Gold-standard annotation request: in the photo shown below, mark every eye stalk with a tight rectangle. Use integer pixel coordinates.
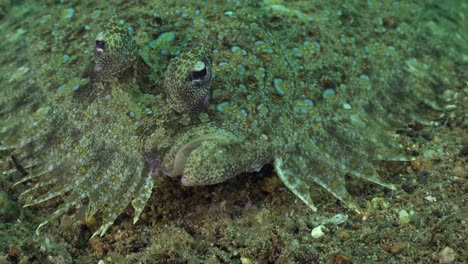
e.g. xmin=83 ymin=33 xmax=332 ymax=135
xmin=91 ymin=19 xmax=138 ymax=82
xmin=164 ymin=50 xmax=212 ymax=114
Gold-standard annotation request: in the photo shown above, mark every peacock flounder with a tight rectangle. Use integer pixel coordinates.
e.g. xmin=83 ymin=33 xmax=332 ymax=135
xmin=0 ymin=1 xmax=451 ymax=237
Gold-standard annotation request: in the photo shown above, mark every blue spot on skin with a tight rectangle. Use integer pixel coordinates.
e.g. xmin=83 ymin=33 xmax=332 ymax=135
xmin=64 ymin=8 xmax=74 ymax=19
xmin=216 ymin=101 xmax=230 ymax=112
xmin=254 ymin=40 xmax=265 ymax=46
xmin=237 ymin=64 xmax=246 ymax=75
xmin=159 ymin=32 xmax=176 ymax=42
xmin=314 ymin=42 xmax=321 ymax=52
xmin=63 ymin=54 xmax=70 ymax=63
xmin=240 ymin=109 xmax=247 ymax=117
xmin=322 ymin=88 xmax=335 ymax=99
xmin=91 ymin=10 xmax=101 ymax=19
xmin=292 ymin=47 xmax=303 ymax=58
xmin=149 ymin=32 xmax=176 ymax=49
xmin=274 ymin=78 xmax=285 ymax=96
xmin=231 ymin=46 xmax=241 ymax=53
xmin=304 ymin=99 xmax=314 ymax=107
xmin=230 ymin=46 xmax=247 ymax=55
xmin=145 ymin=108 xmax=153 ymax=115
xmin=56 ymin=84 xmax=67 ymax=92
xmin=256 ymin=104 xmax=263 ymax=111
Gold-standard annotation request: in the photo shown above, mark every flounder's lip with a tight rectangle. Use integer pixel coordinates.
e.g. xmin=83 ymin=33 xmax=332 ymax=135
xmin=166 ymin=132 xmax=240 ymax=184
xmin=180 ymin=176 xmax=191 ymax=186
xmin=170 ymin=134 xmax=228 ymax=178
xmin=170 ymin=138 xmax=206 ymax=178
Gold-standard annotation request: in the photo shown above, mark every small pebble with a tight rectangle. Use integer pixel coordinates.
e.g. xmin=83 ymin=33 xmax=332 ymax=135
xmin=441 ymin=89 xmax=458 ymax=102
xmin=437 ymin=246 xmax=456 ymax=263
xmin=398 ymin=209 xmax=411 ymax=224
xmin=389 ymin=242 xmax=407 ymax=254
xmin=240 ymin=257 xmax=252 ymax=264
xmin=311 ymin=225 xmax=326 ymax=238
xmin=337 ymin=231 xmax=350 ymax=241
xmin=424 ymin=196 xmax=437 ymax=202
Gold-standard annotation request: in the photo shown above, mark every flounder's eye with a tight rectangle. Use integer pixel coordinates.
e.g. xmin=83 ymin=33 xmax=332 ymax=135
xmin=189 ymin=61 xmax=209 ymax=84
xmin=164 ymin=51 xmax=212 ymax=114
xmin=95 ymin=40 xmax=106 ymax=55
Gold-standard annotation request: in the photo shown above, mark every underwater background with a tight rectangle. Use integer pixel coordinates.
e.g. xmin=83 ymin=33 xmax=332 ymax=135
xmin=0 ymin=0 xmax=466 ymax=263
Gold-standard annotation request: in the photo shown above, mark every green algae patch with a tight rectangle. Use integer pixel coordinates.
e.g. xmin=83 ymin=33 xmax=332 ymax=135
xmin=149 ymin=31 xmax=176 ymax=48
xmin=62 ymin=7 xmax=75 ymax=19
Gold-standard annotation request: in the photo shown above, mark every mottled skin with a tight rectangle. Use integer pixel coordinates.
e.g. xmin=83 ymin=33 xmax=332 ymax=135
xmin=0 ymin=1 xmax=451 ymax=237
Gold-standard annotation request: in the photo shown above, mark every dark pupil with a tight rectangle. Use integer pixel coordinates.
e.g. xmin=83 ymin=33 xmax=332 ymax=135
xmin=95 ymin=40 xmax=106 ymax=49
xmin=191 ymin=67 xmax=207 ymax=81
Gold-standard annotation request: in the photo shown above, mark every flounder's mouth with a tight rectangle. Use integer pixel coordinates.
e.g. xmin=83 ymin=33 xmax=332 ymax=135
xmin=163 ymin=129 xmax=241 ymax=186
xmin=170 ymin=134 xmax=229 ymax=186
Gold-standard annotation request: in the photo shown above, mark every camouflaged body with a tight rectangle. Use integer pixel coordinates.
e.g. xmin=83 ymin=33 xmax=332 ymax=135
xmin=0 ymin=1 xmax=459 ymax=237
